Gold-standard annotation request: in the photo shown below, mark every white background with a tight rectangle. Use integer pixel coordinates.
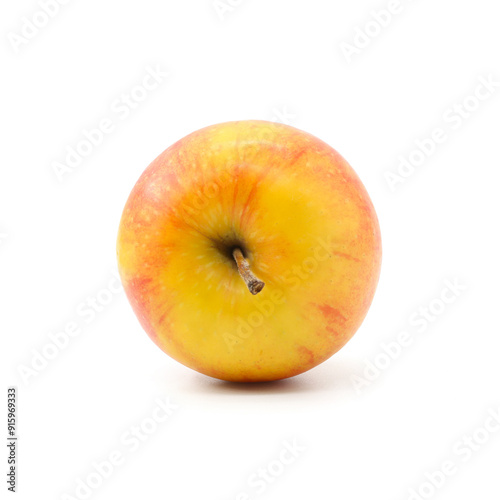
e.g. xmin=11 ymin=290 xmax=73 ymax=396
xmin=2 ymin=0 xmax=500 ymax=499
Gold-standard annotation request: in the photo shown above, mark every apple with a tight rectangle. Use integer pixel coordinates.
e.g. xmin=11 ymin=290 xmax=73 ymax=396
xmin=117 ymin=120 xmax=381 ymax=382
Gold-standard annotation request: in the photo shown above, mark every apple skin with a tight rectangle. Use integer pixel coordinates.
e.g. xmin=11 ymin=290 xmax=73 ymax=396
xmin=117 ymin=120 xmax=381 ymax=382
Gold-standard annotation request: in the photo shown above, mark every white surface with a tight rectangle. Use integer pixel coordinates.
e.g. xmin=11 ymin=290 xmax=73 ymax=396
xmin=1 ymin=0 xmax=500 ymax=499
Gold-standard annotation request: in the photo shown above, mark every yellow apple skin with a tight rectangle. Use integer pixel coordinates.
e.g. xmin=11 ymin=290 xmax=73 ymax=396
xmin=117 ymin=120 xmax=381 ymax=382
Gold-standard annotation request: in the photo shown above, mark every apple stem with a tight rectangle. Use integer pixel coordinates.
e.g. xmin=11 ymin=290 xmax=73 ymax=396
xmin=232 ymin=248 xmax=265 ymax=295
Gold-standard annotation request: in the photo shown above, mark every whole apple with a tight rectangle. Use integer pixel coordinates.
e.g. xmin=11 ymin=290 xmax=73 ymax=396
xmin=117 ymin=120 xmax=381 ymax=382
